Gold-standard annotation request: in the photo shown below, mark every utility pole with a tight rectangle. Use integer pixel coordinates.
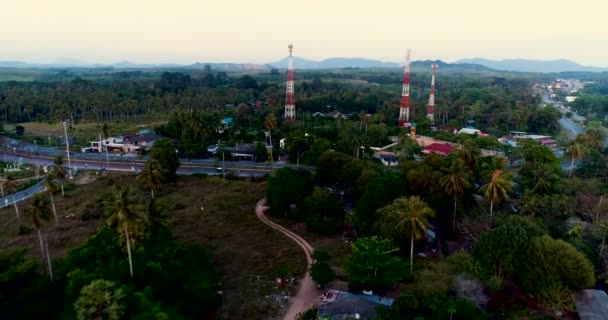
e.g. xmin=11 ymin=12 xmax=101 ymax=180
xmin=34 ymin=140 xmax=39 ymax=180
xmin=284 ymin=44 xmax=296 ymax=122
xmin=62 ymin=121 xmax=72 ymax=178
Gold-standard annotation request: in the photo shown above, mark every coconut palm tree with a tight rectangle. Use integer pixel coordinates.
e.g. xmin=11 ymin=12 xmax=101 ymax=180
xmin=440 ymin=159 xmax=471 ymax=229
xmin=566 ymin=141 xmax=587 ymax=178
xmin=106 ymin=186 xmax=143 ymax=278
xmin=53 ymin=156 xmax=67 ymax=196
xmin=137 ymin=159 xmax=165 ymax=199
xmin=480 ymin=169 xmax=513 ymax=216
xmin=456 ymin=140 xmax=480 ymax=171
xmin=480 ymin=156 xmax=507 ymax=180
xmin=44 ymin=177 xmax=59 ymax=225
xmin=27 ymin=194 xmax=53 ymax=280
xmin=532 ymin=163 xmax=558 ymax=195
xmin=4 ymin=175 xmax=20 ymax=224
xmin=376 ymin=196 xmax=435 ymax=272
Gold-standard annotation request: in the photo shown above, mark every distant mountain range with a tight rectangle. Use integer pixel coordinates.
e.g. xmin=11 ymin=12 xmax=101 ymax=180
xmin=1 ymin=57 xmax=605 ymax=73
xmin=267 ymin=57 xmax=401 ymax=69
xmin=454 ymin=58 xmax=608 ymax=73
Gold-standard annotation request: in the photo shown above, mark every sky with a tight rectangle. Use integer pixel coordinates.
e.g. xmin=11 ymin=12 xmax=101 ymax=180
xmin=1 ymin=0 xmax=607 ymax=66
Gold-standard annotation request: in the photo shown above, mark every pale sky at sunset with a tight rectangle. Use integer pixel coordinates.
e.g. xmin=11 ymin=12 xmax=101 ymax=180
xmin=1 ymin=0 xmax=606 ymax=66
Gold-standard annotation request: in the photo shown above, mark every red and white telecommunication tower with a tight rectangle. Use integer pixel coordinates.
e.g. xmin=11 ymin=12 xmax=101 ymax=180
xmin=427 ymin=64 xmax=438 ymax=124
xmin=284 ymin=44 xmax=296 ymax=121
xmin=398 ymin=49 xmax=412 ymax=127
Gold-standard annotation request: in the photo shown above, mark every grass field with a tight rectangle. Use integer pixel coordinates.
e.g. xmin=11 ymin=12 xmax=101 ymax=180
xmin=0 ymin=173 xmax=308 ymax=320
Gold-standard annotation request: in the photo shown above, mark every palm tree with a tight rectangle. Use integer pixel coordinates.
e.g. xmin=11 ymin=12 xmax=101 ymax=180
xmin=579 ymin=128 xmax=605 ymax=152
xmin=566 ymin=141 xmax=587 ymax=178
xmin=480 ymin=169 xmax=513 ymax=216
xmin=27 ymin=194 xmax=53 ymax=280
xmin=4 ymin=175 xmax=20 ymax=224
xmin=376 ymin=196 xmax=435 ymax=272
xmin=44 ymin=177 xmax=59 ymax=225
xmin=106 ymin=186 xmax=143 ymax=278
xmin=53 ymin=156 xmax=67 ymax=196
xmin=480 ymin=156 xmax=507 ymax=180
xmin=532 ymin=164 xmax=558 ymax=195
xmin=439 ymin=159 xmax=471 ymax=229
xmin=456 ymin=140 xmax=480 ymax=171
xmin=265 ymin=112 xmax=277 ymax=164
xmin=137 ymin=159 xmax=164 ymax=199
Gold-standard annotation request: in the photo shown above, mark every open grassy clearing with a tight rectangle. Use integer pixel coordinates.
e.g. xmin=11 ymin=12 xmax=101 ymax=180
xmin=161 ymin=176 xmax=306 ymax=320
xmin=0 ymin=172 xmax=308 ymax=320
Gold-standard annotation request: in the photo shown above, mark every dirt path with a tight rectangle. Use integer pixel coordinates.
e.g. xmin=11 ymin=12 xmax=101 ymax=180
xmin=255 ymin=198 xmax=321 ymax=320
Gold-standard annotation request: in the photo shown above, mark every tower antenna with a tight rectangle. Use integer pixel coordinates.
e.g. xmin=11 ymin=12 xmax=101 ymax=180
xmin=427 ymin=64 xmax=438 ymax=124
xmin=398 ymin=49 xmax=412 ymax=127
xmin=284 ymin=44 xmax=296 ymax=121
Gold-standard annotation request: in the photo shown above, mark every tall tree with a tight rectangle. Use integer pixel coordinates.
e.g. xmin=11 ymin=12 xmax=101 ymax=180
xmin=27 ymin=194 xmax=53 ymax=280
xmin=566 ymin=141 xmax=587 ymax=178
xmin=480 ymin=169 xmax=513 ymax=216
xmin=376 ymin=196 xmax=435 ymax=272
xmin=44 ymin=177 xmax=59 ymax=225
xmin=53 ymin=156 xmax=67 ymax=196
xmin=4 ymin=175 xmax=20 ymax=224
xmin=439 ymin=159 xmax=471 ymax=229
xmin=74 ymin=279 xmax=125 ymax=320
xmin=265 ymin=112 xmax=277 ymax=164
xmin=150 ymin=139 xmax=179 ymax=182
xmin=456 ymin=140 xmax=480 ymax=171
xmin=343 ymin=236 xmax=403 ymax=290
xmin=102 ymin=123 xmax=110 ymax=139
xmin=137 ymin=159 xmax=165 ymax=199
xmin=106 ymin=186 xmax=143 ymax=278
xmin=532 ymin=163 xmax=559 ymax=195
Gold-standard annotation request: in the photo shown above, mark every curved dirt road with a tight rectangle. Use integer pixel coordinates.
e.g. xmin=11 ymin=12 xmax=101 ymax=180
xmin=255 ymin=198 xmax=321 ymax=320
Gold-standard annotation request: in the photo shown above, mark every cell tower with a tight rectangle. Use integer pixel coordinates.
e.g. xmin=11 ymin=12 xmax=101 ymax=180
xmin=426 ymin=64 xmax=438 ymax=124
xmin=398 ymin=49 xmax=412 ymax=127
xmin=284 ymin=44 xmax=296 ymax=121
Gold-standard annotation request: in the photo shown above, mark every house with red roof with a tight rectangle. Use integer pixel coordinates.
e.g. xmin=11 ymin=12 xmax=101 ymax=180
xmin=423 ymin=143 xmax=454 ymax=156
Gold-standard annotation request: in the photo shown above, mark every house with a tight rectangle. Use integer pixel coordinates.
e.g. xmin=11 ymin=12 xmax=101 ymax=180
xmin=122 ymin=132 xmax=161 ymax=150
xmin=423 ymin=143 xmax=454 ymax=156
xmin=318 ymin=290 xmax=394 ymax=320
xmin=231 ymin=143 xmax=257 ymax=160
xmin=458 ymin=127 xmax=489 ymax=137
xmin=88 ymin=132 xmax=160 ymax=154
xmin=373 ymin=151 xmax=399 ymax=166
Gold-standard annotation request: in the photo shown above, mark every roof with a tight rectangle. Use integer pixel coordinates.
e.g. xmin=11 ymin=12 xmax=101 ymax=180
xmin=319 ymin=290 xmax=393 ymax=320
xmin=232 ymin=143 xmax=257 ymax=155
xmin=576 ymin=290 xmax=608 ymax=320
xmin=122 ymin=132 xmax=161 ymax=143
xmin=423 ymin=143 xmax=454 ymax=156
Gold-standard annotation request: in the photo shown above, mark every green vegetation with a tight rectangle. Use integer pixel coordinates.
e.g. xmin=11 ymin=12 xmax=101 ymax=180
xmin=3 ymin=68 xmax=608 ymax=319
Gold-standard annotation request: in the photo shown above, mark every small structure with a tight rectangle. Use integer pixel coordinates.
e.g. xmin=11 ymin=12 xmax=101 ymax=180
xmin=576 ymin=289 xmax=608 ymax=320
xmin=458 ymin=127 xmax=489 ymax=137
xmin=423 ymin=143 xmax=454 ymax=156
xmin=373 ymin=151 xmax=399 ymax=167
xmin=231 ymin=143 xmax=256 ymax=160
xmin=319 ymin=290 xmax=394 ymax=320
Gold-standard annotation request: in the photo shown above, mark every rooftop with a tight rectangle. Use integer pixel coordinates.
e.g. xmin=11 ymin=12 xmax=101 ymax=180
xmin=423 ymin=143 xmax=454 ymax=156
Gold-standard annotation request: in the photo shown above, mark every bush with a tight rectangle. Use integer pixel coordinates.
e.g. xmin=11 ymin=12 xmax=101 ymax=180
xmin=518 ymin=235 xmax=595 ymax=293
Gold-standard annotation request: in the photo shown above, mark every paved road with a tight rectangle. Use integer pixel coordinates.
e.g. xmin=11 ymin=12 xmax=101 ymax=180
xmin=255 ymin=198 xmax=320 ymax=320
xmin=0 ymin=180 xmax=45 ymax=209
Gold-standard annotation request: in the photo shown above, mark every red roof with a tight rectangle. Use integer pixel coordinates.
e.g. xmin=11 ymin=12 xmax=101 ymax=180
xmin=423 ymin=143 xmax=454 ymax=156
